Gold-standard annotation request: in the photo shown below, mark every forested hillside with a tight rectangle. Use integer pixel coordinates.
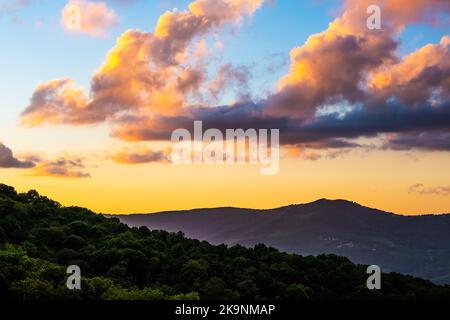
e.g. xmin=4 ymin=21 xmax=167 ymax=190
xmin=115 ymin=201 xmax=450 ymax=284
xmin=1 ymin=183 xmax=449 ymax=300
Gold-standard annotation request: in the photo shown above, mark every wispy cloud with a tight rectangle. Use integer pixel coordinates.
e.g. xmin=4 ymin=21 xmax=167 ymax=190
xmin=408 ymin=184 xmax=450 ymax=196
xmin=31 ymin=157 xmax=91 ymax=178
xmin=0 ymin=0 xmax=37 ymax=23
xmin=110 ymin=147 xmax=170 ymax=164
xmin=0 ymin=142 xmax=92 ymax=178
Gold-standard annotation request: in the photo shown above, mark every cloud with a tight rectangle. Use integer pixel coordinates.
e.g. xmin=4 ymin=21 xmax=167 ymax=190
xmin=299 ymin=139 xmax=363 ymax=150
xmin=284 ymin=99 xmax=450 ymax=145
xmin=108 ymin=102 xmax=284 ymax=141
xmin=21 ymin=79 xmax=90 ymax=126
xmin=408 ymin=184 xmax=450 ymax=196
xmin=302 ymin=151 xmax=322 ymax=161
xmin=0 ymin=142 xmax=91 ymax=177
xmin=267 ymin=29 xmax=396 ymax=118
xmin=23 ymin=0 xmax=264 ymax=126
xmin=0 ymin=0 xmax=37 ymax=22
xmin=61 ymin=0 xmax=118 ymax=37
xmin=284 ymin=144 xmax=352 ymax=161
xmin=368 ymin=36 xmax=450 ymax=106
xmin=208 ymin=63 xmax=252 ymax=101
xmin=31 ymin=157 xmax=91 ymax=178
xmin=383 ymin=131 xmax=450 ymax=151
xmin=325 ymin=149 xmax=352 ymax=159
xmin=110 ymin=147 xmax=170 ymax=164
xmin=20 ymin=0 xmax=450 ymax=154
xmin=107 ymin=98 xmax=450 ymax=147
xmin=266 ymin=0 xmax=450 ymax=118
xmin=0 ymin=143 xmax=35 ymax=168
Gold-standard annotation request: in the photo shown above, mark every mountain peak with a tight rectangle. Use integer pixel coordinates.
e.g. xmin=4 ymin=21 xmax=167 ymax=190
xmin=303 ymin=198 xmax=362 ymax=208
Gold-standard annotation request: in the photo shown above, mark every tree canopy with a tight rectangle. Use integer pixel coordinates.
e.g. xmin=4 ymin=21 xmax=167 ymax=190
xmin=1 ymin=183 xmax=449 ymax=300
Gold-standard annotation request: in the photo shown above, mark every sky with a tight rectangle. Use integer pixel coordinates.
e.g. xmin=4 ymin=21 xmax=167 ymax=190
xmin=0 ymin=0 xmax=449 ymax=215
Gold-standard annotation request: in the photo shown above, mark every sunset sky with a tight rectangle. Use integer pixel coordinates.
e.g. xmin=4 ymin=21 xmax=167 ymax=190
xmin=0 ymin=0 xmax=449 ymax=215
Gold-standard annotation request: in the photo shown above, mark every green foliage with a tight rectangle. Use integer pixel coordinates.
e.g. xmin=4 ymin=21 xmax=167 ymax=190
xmin=1 ymin=183 xmax=450 ymax=300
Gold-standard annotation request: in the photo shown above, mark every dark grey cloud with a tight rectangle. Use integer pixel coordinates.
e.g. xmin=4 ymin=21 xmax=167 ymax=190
xmin=0 ymin=143 xmax=35 ymax=168
xmin=384 ymin=131 xmax=450 ymax=151
xmin=111 ymin=99 xmax=450 ymax=151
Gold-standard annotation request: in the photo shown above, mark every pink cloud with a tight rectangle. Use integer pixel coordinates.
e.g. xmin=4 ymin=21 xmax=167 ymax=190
xmin=61 ymin=0 xmax=118 ymax=37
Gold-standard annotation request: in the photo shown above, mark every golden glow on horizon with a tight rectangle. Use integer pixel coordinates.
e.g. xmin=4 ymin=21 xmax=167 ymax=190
xmin=2 ymin=146 xmax=449 ymax=215
xmin=1 ymin=0 xmax=449 ymax=218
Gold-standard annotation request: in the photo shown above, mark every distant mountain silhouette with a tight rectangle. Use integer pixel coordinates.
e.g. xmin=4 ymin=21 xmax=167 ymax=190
xmin=112 ymin=199 xmax=450 ymax=284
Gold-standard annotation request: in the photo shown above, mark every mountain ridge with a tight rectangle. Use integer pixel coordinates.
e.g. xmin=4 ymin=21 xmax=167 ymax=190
xmin=112 ymin=199 xmax=449 ymax=217
xmin=111 ymin=199 xmax=450 ymax=284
